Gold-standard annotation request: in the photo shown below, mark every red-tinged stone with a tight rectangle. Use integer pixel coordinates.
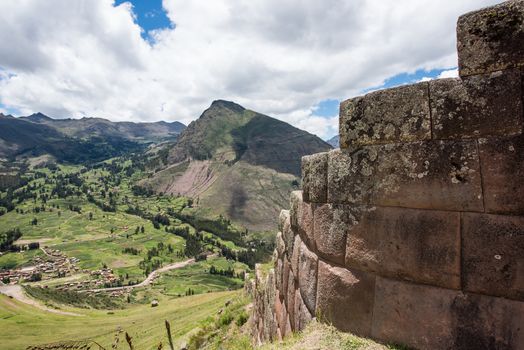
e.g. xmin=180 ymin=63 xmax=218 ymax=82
xmin=462 ymin=212 xmax=524 ymax=301
xmin=274 ymin=293 xmax=285 ymax=331
xmin=282 ymin=258 xmax=290 ymax=300
xmin=294 ymin=290 xmax=313 ymax=331
xmin=450 ymin=292 xmax=524 ymax=350
xmin=339 ymin=82 xmax=431 ymax=147
xmin=429 ymin=69 xmax=522 ymax=139
xmin=298 ymin=241 xmax=318 ymax=314
xmin=275 ymin=257 xmax=283 ymax=294
xmin=327 ymin=140 xmax=483 ymax=211
xmin=479 ymin=135 xmax=524 ymax=215
xmin=345 ymin=206 xmax=461 ymax=289
xmin=302 ymin=152 xmax=329 ymax=203
xmin=371 ymin=277 xmax=457 ymax=349
xmin=316 ymin=261 xmax=375 ymax=337
xmin=286 ymin=271 xmax=296 ymax=331
xmin=313 ymin=203 xmax=364 ymax=265
xmin=457 ymin=1 xmax=524 ymax=77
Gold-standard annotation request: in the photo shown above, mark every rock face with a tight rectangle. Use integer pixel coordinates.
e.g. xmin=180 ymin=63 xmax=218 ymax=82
xmin=251 ymin=2 xmax=524 ymax=349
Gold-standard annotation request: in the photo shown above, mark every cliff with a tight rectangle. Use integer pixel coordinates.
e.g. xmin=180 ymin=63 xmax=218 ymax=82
xmin=251 ymin=1 xmax=524 ymax=349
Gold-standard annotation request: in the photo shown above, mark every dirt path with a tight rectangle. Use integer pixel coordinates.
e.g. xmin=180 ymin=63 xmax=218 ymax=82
xmin=0 ymin=284 xmax=81 ymax=316
xmin=88 ymin=257 xmax=197 ymax=293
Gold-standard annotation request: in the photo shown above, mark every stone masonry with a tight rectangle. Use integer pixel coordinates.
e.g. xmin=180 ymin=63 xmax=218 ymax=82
xmin=251 ymin=1 xmax=524 ymax=349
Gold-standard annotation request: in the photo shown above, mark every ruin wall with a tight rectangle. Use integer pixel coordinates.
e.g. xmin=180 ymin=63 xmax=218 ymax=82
xmin=251 ymin=1 xmax=524 ymax=349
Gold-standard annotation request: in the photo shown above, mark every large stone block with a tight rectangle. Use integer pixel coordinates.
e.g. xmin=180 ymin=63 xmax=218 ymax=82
xmin=339 ymin=83 xmax=431 ymax=147
xmin=371 ymin=277 xmax=458 ymax=349
xmin=327 ymin=140 xmax=483 ymax=211
xmin=479 ymin=134 xmax=524 ymax=215
xmin=290 ymin=234 xmax=301 ymax=278
xmin=275 ymin=257 xmax=283 ymax=294
xmin=302 ymin=152 xmax=328 ymax=203
xmin=280 ymin=210 xmax=295 ymax=258
xmin=429 ymin=69 xmax=523 ymax=139
xmin=298 ymin=241 xmax=318 ymax=314
xmin=294 ymin=290 xmax=313 ymax=332
xmin=313 ymin=204 xmax=363 ymax=265
xmin=289 ymin=190 xmax=314 ymax=247
xmin=282 ymin=258 xmax=290 ymax=300
xmin=457 ymin=1 xmax=524 ymax=77
xmin=276 ymin=231 xmax=285 ymax=259
xmin=450 ymin=292 xmax=524 ymax=350
xmin=278 ymin=209 xmax=289 ymax=232
xmin=316 ymin=261 xmax=375 ymax=337
xmin=462 ymin=213 xmax=524 ymax=301
xmin=345 ymin=206 xmax=461 ymax=289
xmin=286 ymin=271 xmax=296 ymax=330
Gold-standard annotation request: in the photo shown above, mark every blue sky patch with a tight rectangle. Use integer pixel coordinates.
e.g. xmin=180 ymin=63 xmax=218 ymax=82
xmin=114 ymin=0 xmax=173 ymax=40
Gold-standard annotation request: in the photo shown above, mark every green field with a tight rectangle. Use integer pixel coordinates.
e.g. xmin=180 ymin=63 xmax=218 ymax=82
xmin=0 ymin=290 xmax=239 ymax=350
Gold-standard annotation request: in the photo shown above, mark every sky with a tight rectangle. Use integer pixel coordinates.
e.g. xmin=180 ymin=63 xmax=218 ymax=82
xmin=0 ymin=0 xmax=500 ymax=140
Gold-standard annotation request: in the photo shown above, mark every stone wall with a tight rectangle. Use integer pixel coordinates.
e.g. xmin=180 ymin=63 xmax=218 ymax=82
xmin=252 ymin=1 xmax=524 ymax=349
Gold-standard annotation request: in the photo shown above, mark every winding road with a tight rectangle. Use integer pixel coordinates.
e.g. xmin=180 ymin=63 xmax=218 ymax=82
xmin=87 ymin=257 xmax=196 ymax=292
xmin=0 ymin=256 xmax=201 ymax=314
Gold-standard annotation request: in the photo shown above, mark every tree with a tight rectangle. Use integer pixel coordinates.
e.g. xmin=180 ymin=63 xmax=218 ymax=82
xmin=88 ymin=212 xmax=93 ymax=220
xmin=184 ymin=234 xmax=203 ymax=258
xmin=31 ymin=218 xmax=38 ymax=226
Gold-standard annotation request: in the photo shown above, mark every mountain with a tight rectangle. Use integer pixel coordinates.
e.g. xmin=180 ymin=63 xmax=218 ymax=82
xmin=0 ymin=113 xmax=186 ymax=164
xmin=326 ymin=135 xmax=339 ymax=148
xmin=21 ymin=113 xmax=185 ymax=142
xmin=142 ymin=100 xmax=332 ymax=231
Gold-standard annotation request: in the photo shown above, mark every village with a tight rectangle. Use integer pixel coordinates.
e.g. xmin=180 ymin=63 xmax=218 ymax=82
xmin=0 ymin=246 xmax=123 ymax=295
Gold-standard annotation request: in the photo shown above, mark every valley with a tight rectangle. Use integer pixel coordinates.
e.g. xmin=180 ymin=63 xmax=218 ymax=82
xmin=0 ymin=100 xmax=328 ymax=349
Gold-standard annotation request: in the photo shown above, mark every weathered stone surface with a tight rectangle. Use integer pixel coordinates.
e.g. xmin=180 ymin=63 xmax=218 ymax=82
xmin=450 ymin=292 xmax=524 ymax=350
xmin=275 ymin=257 xmax=283 ymax=294
xmin=327 ymin=140 xmax=483 ymax=211
xmin=430 ymin=69 xmax=523 ymax=139
xmin=294 ymin=290 xmax=313 ymax=332
xmin=274 ymin=293 xmax=285 ymax=332
xmin=479 ymin=135 xmax=524 ymax=214
xmin=286 ymin=271 xmax=296 ymax=330
xmin=372 ymin=277 xmax=457 ymax=349
xmin=302 ymin=152 xmax=328 ymax=203
xmin=282 ymin=258 xmax=290 ymax=300
xmin=289 ymin=190 xmax=314 ymax=247
xmin=281 ymin=210 xmax=295 ymax=258
xmin=279 ymin=209 xmax=290 ymax=232
xmin=457 ymin=1 xmax=524 ymax=76
xmin=340 ymin=83 xmax=431 ymax=147
xmin=345 ymin=206 xmax=461 ymax=289
xmin=462 ymin=213 xmax=524 ymax=301
xmin=276 ymin=231 xmax=285 ymax=259
xmin=313 ymin=203 xmax=364 ymax=265
xmin=290 ymin=234 xmax=301 ymax=278
xmin=316 ymin=261 xmax=375 ymax=337
xmin=298 ymin=241 xmax=318 ymax=314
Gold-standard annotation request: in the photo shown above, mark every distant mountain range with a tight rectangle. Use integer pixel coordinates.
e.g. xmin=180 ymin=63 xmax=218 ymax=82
xmin=20 ymin=113 xmax=185 ymax=141
xmin=142 ymin=100 xmax=332 ymax=231
xmin=0 ymin=113 xmax=185 ymax=163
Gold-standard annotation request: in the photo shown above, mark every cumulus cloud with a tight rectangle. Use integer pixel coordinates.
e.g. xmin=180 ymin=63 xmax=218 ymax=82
xmin=0 ymin=0 xmax=500 ymax=138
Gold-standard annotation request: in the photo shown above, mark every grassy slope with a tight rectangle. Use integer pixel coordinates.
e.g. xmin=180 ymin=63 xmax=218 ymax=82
xmin=0 ymin=290 xmax=237 ymax=350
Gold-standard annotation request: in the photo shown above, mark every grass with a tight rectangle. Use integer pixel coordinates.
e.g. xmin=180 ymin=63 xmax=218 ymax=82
xmin=0 ymin=290 xmax=239 ymax=350
xmin=148 ymin=256 xmax=247 ymax=298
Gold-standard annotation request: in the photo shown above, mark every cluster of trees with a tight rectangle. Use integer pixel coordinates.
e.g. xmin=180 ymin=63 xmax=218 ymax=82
xmin=0 ymin=228 xmax=22 ymax=251
xmin=122 ymin=247 xmax=140 ymax=255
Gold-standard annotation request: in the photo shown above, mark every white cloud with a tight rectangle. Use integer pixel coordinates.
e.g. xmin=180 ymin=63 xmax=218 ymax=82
xmin=0 ymin=0 xmax=500 ymax=139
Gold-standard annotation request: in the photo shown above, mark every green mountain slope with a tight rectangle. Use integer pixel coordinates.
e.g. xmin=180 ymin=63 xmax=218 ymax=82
xmin=144 ymin=100 xmax=332 ymax=231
